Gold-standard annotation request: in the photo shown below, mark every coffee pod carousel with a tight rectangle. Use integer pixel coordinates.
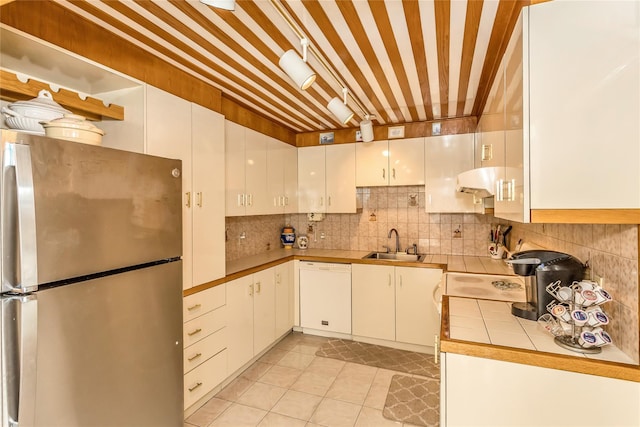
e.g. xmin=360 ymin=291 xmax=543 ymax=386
xmin=538 ymin=280 xmax=613 ymax=354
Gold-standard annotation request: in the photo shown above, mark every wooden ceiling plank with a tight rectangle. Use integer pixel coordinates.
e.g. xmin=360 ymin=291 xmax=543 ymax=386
xmin=291 ymin=0 xmax=392 ymax=125
xmin=402 ymin=0 xmax=434 ymax=121
xmin=456 ymin=0 xmax=484 ymax=117
xmin=228 ymin=0 xmax=345 ymax=129
xmin=131 ymin=0 xmax=322 ymax=130
xmin=335 ymin=1 xmax=406 ymax=123
xmin=367 ymin=0 xmax=420 ymax=123
xmin=71 ymin=0 xmax=307 ymax=131
xmin=471 ymin=0 xmax=525 ymax=117
xmin=434 ymin=0 xmax=450 ymax=120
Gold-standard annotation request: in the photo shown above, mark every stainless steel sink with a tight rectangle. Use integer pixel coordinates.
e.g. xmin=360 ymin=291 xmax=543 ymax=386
xmin=362 ymin=251 xmax=426 ymax=262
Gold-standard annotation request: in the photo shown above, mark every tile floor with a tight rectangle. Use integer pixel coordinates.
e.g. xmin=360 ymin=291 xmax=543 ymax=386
xmin=184 ymin=332 xmax=427 ymax=427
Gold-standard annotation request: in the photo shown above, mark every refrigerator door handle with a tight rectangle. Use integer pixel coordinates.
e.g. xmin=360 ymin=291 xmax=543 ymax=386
xmin=2 ymin=143 xmax=38 ymax=294
xmin=2 ymin=295 xmax=38 ymax=427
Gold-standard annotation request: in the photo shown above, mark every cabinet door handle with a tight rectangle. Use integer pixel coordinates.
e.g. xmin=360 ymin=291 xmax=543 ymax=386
xmin=238 ymin=194 xmax=244 ymax=207
xmin=188 ymin=382 xmax=203 ymax=392
xmin=392 ymin=168 xmax=396 ymax=179
xmin=249 ymin=284 xmax=254 ymax=296
xmin=320 ymin=197 xmax=324 ymax=206
xmin=185 ymin=192 xmax=191 ymax=208
xmin=197 ymin=192 xmax=203 ymax=207
xmin=187 ymin=303 xmax=201 ymax=311
xmin=382 ymin=168 xmax=385 ymax=179
xmin=388 ymin=274 xmax=391 ymax=287
xmin=187 ymin=328 xmax=202 ymax=336
xmin=247 ymin=194 xmax=253 ymax=206
xmin=188 ymin=352 xmax=202 ymax=362
xmin=328 ymin=196 xmax=331 ymax=206
xmin=276 ymin=273 xmax=281 ymax=284
xmin=399 ymin=275 xmax=403 ymax=287
xmin=255 ymin=281 xmax=261 ymax=293
xmin=284 ymin=196 xmax=289 ymax=206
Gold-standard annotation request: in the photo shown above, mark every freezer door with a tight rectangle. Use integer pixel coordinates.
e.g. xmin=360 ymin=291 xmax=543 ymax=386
xmin=2 ymin=260 xmax=184 ymax=427
xmin=1 ymin=130 xmax=182 ymax=286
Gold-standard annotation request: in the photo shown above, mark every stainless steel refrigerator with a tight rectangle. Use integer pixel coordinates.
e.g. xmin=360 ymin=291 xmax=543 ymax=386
xmin=0 ymin=130 xmax=184 ymax=426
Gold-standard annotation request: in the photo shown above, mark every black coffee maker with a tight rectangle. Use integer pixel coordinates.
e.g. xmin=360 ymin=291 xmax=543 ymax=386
xmin=507 ymin=250 xmax=585 ymax=321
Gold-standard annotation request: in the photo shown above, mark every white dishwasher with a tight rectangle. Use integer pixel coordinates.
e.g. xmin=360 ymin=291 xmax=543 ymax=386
xmin=299 ymin=262 xmax=352 ymax=334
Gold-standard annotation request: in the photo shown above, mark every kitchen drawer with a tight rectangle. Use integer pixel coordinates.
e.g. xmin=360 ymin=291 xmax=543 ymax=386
xmin=184 ymin=327 xmax=226 ymax=373
xmin=183 ymin=284 xmax=225 ymax=323
xmin=183 ymin=305 xmax=225 ymax=347
xmin=184 ymin=348 xmax=227 ymax=409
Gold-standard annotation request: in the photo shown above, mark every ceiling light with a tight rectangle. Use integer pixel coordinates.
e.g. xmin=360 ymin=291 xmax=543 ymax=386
xmin=360 ymin=115 xmax=374 ymax=142
xmin=328 ymin=88 xmax=354 ymax=124
xmin=200 ymin=0 xmax=235 ymax=10
xmin=279 ymin=38 xmax=316 ymax=90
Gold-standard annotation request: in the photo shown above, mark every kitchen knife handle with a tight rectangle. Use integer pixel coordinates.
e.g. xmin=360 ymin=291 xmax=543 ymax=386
xmin=2 ymin=143 xmax=38 ymax=293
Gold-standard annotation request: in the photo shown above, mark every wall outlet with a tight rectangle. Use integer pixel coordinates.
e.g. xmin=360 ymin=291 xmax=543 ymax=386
xmin=387 ymin=126 xmax=405 ymax=139
xmin=307 ymin=212 xmax=324 ymax=221
xmin=432 ymin=122 xmax=441 ymax=135
xmin=453 ymin=225 xmax=462 ymax=238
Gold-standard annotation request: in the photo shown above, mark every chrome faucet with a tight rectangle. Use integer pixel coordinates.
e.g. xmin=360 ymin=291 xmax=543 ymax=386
xmin=388 ymin=228 xmax=400 ymax=253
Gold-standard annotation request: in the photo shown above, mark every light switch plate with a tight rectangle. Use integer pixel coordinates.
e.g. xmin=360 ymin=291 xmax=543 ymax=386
xmin=387 ymin=126 xmax=405 ymax=139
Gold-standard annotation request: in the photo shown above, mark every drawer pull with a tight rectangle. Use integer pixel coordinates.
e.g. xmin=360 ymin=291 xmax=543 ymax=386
xmin=188 ymin=352 xmax=202 ymax=362
xmin=187 ymin=303 xmax=202 ymax=311
xmin=187 ymin=328 xmax=202 ymax=336
xmin=188 ymin=382 xmax=203 ymax=392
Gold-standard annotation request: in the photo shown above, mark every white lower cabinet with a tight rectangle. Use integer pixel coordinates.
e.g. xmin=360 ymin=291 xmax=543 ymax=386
xmin=226 ymin=263 xmax=294 ymax=376
xmin=275 ymin=261 xmax=294 ymax=337
xmin=441 ymin=352 xmax=640 ymax=427
xmin=352 ymin=264 xmax=442 ymax=347
xmin=182 ymin=285 xmax=227 ymax=410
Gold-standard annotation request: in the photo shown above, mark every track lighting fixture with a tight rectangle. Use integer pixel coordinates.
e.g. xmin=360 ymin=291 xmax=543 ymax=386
xmin=327 ymin=88 xmax=355 ymax=125
xmin=200 ymin=0 xmax=235 ymax=10
xmin=359 ymin=115 xmax=374 ymax=142
xmin=279 ymin=38 xmax=316 ymax=90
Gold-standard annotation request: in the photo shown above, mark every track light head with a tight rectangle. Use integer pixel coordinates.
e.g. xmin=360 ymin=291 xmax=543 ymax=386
xmin=279 ymin=49 xmax=317 ymax=90
xmin=359 ymin=116 xmax=374 ymax=142
xmin=327 ymin=96 xmax=354 ymax=125
xmin=200 ymin=0 xmax=235 ymax=10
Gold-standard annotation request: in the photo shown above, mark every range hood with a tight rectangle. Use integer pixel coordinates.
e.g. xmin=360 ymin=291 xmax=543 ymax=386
xmin=456 ymin=167 xmax=500 ymax=198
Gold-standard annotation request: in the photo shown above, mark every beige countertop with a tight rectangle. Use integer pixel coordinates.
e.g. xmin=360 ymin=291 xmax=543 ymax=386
xmin=225 ymin=248 xmax=515 ymax=277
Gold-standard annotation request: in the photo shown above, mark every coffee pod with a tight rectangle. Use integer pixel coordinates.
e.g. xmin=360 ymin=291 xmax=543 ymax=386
xmin=593 ymin=330 xmax=612 ymax=347
xmin=571 ymin=309 xmax=589 ymax=326
xmin=579 ymin=331 xmax=597 ymax=348
xmin=585 ymin=305 xmax=603 ymax=315
xmin=593 ymin=288 xmax=612 ymax=305
xmin=550 ymin=304 xmax=572 ymax=322
xmin=587 ymin=310 xmax=609 ymax=327
xmin=576 ymin=280 xmax=597 ymax=291
xmin=556 ymin=286 xmax=573 ymax=303
xmin=579 ymin=289 xmax=598 ymax=307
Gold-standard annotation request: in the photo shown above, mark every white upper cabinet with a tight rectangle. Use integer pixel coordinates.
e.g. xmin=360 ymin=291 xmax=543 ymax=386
xmin=244 ymin=129 xmax=269 ymax=215
xmin=225 ymin=121 xmax=294 ymax=216
xmin=356 ymin=138 xmax=425 ymax=187
xmin=266 ymin=137 xmax=298 ymax=214
xmin=298 ymin=146 xmax=326 ymax=213
xmin=298 ymin=145 xmax=356 ymax=213
xmin=225 ymin=121 xmax=246 ymax=217
xmin=145 ymin=86 xmax=225 ymax=288
xmin=355 ymin=140 xmax=388 ymax=187
xmin=527 ymin=1 xmax=639 ymax=211
xmin=425 ymin=134 xmax=477 ymax=213
xmin=482 ymin=1 xmax=640 ymax=223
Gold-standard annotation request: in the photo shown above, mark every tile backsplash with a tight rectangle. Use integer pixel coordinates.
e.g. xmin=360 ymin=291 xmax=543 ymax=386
xmin=226 ymin=186 xmax=639 ymax=364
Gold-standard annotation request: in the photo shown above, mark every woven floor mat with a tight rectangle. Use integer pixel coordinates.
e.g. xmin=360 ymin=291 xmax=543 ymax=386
xmin=315 ymin=338 xmax=439 ymax=378
xmin=382 ymin=374 xmax=440 ymax=427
